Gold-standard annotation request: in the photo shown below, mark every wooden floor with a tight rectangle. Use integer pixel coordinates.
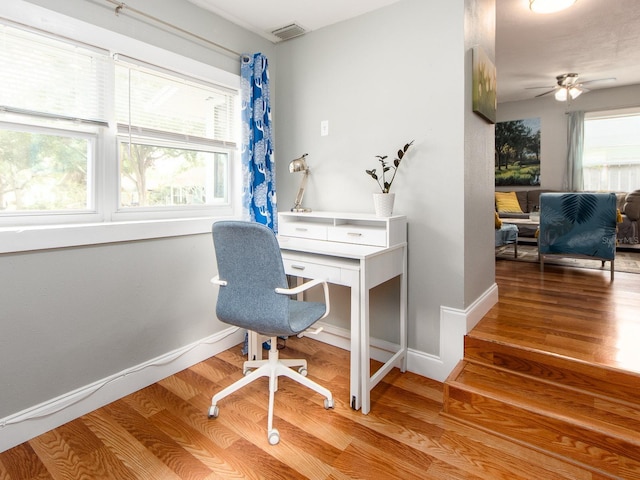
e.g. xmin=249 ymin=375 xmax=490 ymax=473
xmin=1 ymin=260 xmax=639 ymax=479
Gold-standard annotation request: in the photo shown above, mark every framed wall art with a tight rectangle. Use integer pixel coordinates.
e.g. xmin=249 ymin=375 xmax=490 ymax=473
xmin=495 ymin=117 xmax=541 ymax=186
xmin=471 ymin=46 xmax=497 ymax=124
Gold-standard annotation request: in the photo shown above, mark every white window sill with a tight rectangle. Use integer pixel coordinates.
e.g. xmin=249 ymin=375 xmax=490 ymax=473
xmin=0 ymin=216 xmax=232 ymax=254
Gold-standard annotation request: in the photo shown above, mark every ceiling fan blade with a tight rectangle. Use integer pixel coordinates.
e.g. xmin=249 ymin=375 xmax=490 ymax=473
xmin=525 ymin=85 xmax=555 ymax=90
xmin=579 ymin=77 xmax=616 ymax=86
xmin=535 ymin=88 xmax=557 ymax=98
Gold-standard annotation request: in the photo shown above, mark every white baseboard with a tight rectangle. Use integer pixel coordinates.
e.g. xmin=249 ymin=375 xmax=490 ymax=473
xmin=0 ymin=327 xmax=244 ymax=453
xmin=406 ymin=282 xmax=499 ymax=382
xmin=312 ymin=321 xmax=397 ymax=364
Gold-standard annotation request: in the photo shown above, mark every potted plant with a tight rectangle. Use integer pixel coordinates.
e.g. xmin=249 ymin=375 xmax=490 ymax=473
xmin=365 ymin=140 xmax=414 ymax=216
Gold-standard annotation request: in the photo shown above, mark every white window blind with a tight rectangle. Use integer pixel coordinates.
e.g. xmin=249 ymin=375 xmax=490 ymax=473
xmin=114 ymin=56 xmax=237 ymax=147
xmin=0 ymin=23 xmax=108 ymax=126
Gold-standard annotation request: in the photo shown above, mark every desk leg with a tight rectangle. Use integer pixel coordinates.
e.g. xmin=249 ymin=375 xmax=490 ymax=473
xmin=350 ymin=280 xmax=361 ymax=411
xmin=360 ymin=268 xmax=371 ymax=415
xmin=400 ymin=248 xmax=408 ymax=373
xmin=247 ymin=330 xmax=262 ymax=361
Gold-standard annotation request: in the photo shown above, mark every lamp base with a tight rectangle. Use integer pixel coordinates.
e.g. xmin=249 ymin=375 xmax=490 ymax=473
xmin=291 ymin=207 xmax=311 ymax=212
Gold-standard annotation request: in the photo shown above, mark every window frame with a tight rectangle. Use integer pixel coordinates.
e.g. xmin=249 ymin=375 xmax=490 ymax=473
xmin=0 ymin=10 xmax=241 ymax=254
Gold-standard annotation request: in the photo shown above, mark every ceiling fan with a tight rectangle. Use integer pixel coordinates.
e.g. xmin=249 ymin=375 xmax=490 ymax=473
xmin=527 ymin=73 xmax=616 ymax=101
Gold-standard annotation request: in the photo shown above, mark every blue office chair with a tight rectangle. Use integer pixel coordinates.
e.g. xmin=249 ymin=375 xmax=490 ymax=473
xmin=209 ymin=220 xmax=334 ymax=445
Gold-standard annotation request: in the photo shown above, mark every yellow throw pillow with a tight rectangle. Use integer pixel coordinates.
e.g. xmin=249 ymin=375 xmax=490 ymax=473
xmin=495 ymin=211 xmax=503 ymax=229
xmin=495 ymin=191 xmax=523 ymax=213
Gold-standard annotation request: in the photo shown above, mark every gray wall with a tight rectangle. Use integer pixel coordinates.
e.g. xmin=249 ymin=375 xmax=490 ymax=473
xmin=1 ymin=236 xmax=217 ymax=416
xmin=274 ymin=0 xmax=496 ymax=356
xmin=497 ymin=84 xmax=640 ymax=190
xmin=0 ymin=0 xmax=496 ymax=424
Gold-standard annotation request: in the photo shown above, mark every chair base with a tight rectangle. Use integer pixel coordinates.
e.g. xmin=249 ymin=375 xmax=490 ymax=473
xmin=540 ymin=253 xmax=615 ymax=281
xmin=208 ymin=336 xmax=333 ymax=445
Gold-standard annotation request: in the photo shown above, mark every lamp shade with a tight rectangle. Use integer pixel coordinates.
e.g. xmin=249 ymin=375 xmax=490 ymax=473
xmin=568 ymin=87 xmax=583 ymax=99
xmin=554 ymin=86 xmax=583 ymax=101
xmin=529 ymin=0 xmax=577 ymax=14
xmin=554 ymin=88 xmax=568 ymax=101
xmin=289 ymin=155 xmax=308 ymax=173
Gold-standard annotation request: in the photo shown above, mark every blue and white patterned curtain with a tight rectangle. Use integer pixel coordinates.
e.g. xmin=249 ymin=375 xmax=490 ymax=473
xmin=240 ymin=53 xmax=277 ymax=231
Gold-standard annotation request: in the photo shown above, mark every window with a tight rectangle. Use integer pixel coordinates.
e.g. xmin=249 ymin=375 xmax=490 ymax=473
xmin=0 ymin=21 xmax=238 ymax=228
xmin=0 ymin=23 xmax=106 ymax=219
xmin=114 ymin=58 xmax=235 ymax=212
xmin=583 ymin=108 xmax=640 ymax=192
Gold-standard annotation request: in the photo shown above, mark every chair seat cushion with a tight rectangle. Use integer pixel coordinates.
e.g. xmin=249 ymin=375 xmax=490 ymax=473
xmin=287 ymin=300 xmax=327 ymax=334
xmin=495 ymin=224 xmax=518 ymax=247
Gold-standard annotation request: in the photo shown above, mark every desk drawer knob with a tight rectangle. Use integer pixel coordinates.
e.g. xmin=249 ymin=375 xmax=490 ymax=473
xmin=347 ymin=232 xmax=362 ymax=237
xmin=291 ymin=264 xmax=306 ymax=270
xmin=295 ymin=227 xmax=308 ymax=232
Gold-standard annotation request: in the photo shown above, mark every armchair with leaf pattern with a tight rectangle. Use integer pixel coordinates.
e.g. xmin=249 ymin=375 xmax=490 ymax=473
xmin=538 ymin=192 xmax=617 ymax=280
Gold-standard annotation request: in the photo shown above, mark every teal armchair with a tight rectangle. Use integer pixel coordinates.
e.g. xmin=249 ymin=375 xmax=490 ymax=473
xmin=538 ymin=192 xmax=617 ymax=280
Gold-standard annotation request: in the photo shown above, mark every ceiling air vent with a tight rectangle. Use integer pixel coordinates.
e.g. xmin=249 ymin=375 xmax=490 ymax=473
xmin=271 ymin=23 xmax=307 ymax=41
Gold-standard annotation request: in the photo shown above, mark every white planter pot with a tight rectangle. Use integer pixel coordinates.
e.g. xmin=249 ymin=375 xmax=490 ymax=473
xmin=373 ymin=193 xmax=395 ymax=217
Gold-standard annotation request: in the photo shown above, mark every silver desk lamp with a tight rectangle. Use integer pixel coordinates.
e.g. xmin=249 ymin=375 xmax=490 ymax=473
xmin=289 ymin=153 xmax=311 ymax=212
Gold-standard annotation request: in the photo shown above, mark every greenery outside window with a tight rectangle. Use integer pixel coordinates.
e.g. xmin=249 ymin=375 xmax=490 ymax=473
xmin=118 ymin=139 xmax=228 ymax=209
xmin=0 ymin=124 xmax=96 ymax=214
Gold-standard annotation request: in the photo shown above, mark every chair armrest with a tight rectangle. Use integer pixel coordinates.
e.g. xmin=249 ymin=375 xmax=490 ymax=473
xmin=210 ymin=275 xmax=227 ymax=286
xmin=275 ymin=278 xmax=330 ymax=319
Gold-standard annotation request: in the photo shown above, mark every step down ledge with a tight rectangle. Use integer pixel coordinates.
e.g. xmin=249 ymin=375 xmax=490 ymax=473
xmin=446 ymin=372 xmax=640 ymax=449
xmin=463 ymin=341 xmax=640 ymax=411
xmin=466 ymin=335 xmax=640 ymax=385
xmin=439 ymin=410 xmax=622 ymax=480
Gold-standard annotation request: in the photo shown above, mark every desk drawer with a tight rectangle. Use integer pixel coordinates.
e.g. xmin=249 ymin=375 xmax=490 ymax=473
xmin=279 ymin=222 xmax=328 ymax=240
xmin=283 ymin=258 xmax=341 ymax=283
xmin=328 ymin=225 xmax=387 ymax=247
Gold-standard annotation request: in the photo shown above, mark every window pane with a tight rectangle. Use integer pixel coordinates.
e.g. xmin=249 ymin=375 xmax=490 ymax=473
xmin=583 ymin=112 xmax=640 ymax=191
xmin=119 ymin=141 xmax=228 ymax=208
xmin=0 ymin=128 xmax=92 ymax=212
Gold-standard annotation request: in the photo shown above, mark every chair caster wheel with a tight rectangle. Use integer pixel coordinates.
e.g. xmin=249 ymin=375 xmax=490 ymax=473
xmin=324 ymin=398 xmax=334 ymax=409
xmin=298 ymin=367 xmax=307 ymax=377
xmin=243 ymin=368 xmax=252 ymax=376
xmin=268 ymin=428 xmax=280 ymax=445
xmin=208 ymin=405 xmax=219 ymax=419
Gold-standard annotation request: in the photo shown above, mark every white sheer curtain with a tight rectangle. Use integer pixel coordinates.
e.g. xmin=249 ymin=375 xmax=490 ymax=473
xmin=563 ymin=111 xmax=585 ymax=191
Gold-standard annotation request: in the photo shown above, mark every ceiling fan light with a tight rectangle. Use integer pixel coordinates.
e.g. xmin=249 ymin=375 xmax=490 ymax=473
xmin=568 ymin=87 xmax=582 ymax=99
xmin=554 ymin=88 xmax=568 ymax=101
xmin=529 ymin=0 xmax=577 ymax=14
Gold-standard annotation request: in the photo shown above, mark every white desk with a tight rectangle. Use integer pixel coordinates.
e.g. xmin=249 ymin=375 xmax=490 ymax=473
xmin=275 ymin=211 xmax=408 ymax=414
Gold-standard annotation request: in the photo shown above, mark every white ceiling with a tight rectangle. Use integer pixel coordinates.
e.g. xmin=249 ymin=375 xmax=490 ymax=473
xmin=187 ymin=0 xmax=640 ymax=104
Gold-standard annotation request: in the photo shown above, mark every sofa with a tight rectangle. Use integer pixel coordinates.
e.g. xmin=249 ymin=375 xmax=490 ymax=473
xmin=495 ymin=189 xmax=640 ymax=244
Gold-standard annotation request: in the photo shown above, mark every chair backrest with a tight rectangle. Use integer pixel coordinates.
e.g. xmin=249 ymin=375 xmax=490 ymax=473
xmin=539 ymin=192 xmax=617 ymax=260
xmin=212 ymin=220 xmax=291 ymax=335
